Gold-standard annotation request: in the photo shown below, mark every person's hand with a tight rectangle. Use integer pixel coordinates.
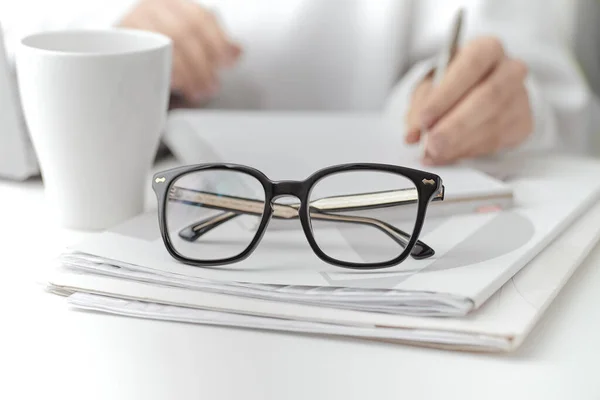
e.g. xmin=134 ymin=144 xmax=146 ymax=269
xmin=119 ymin=0 xmax=242 ymax=105
xmin=405 ymin=36 xmax=532 ymax=165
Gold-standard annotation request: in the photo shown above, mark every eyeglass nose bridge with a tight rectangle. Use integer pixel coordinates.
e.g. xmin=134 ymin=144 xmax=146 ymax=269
xmin=271 ymin=180 xmax=305 ymax=199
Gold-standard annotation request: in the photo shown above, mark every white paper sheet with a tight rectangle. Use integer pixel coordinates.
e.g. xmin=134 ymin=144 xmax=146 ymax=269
xmin=66 ymin=292 xmax=508 ymax=352
xmin=60 ymin=155 xmax=600 ymax=317
xmin=55 ymin=195 xmax=600 ymax=352
xmin=59 ymin=254 xmax=472 ymax=316
xmin=163 ymin=111 xmax=515 ymax=223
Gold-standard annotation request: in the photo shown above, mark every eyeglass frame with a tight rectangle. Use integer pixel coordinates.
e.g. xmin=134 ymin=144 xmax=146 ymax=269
xmin=152 ymin=163 xmax=445 ymax=270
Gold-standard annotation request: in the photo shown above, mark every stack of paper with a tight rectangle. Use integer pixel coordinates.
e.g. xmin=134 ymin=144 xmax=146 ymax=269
xmin=45 ymin=112 xmax=600 ymax=352
xmin=55 ymin=198 xmax=600 ymax=352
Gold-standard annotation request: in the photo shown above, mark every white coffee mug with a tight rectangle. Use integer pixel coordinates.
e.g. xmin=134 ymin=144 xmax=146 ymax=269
xmin=16 ymin=29 xmax=172 ymax=230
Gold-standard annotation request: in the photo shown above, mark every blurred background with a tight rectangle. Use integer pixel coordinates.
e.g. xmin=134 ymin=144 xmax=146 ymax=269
xmin=573 ymin=0 xmax=600 ymax=95
xmin=570 ymin=0 xmax=600 ymax=153
xmin=1 ymin=0 xmax=600 ymax=162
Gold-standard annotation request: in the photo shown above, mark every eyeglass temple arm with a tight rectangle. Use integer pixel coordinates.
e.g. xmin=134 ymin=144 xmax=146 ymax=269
xmin=171 ymin=187 xmax=440 ymax=259
xmin=177 ymin=209 xmax=434 ymax=259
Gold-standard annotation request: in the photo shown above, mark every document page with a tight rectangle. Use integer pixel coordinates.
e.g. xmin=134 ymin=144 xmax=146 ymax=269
xmin=58 ymin=154 xmax=600 ymax=316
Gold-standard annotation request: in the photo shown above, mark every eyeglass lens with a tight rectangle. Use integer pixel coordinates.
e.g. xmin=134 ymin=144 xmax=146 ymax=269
xmin=165 ymin=169 xmax=266 ymax=261
xmin=308 ymin=170 xmax=419 ymax=264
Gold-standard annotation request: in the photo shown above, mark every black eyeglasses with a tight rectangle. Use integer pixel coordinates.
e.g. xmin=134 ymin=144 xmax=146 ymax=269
xmin=152 ymin=163 xmax=444 ymax=270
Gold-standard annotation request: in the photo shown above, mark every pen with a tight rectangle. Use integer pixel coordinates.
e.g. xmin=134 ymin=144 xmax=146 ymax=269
xmin=420 ymin=7 xmax=465 ymax=159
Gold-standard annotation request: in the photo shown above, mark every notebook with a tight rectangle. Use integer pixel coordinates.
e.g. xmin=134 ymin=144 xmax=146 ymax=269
xmin=47 ymin=152 xmax=600 ymax=351
xmin=161 ymin=110 xmax=515 ymax=220
xmin=55 ymin=194 xmax=600 ymax=352
xmin=48 ymin=150 xmax=600 ymax=311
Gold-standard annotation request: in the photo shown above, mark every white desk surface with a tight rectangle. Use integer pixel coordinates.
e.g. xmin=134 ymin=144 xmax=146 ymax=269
xmin=1 ymin=164 xmax=599 ymax=400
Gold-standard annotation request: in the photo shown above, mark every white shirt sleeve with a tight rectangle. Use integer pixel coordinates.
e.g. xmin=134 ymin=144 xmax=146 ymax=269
xmin=384 ymin=0 xmax=596 ymax=155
